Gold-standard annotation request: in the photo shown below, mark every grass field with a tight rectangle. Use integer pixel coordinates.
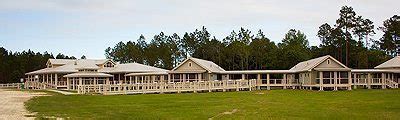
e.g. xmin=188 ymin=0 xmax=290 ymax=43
xmin=25 ymin=89 xmax=400 ymax=119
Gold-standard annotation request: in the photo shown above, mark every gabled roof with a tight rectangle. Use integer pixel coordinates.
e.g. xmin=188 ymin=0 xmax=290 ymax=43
xmin=99 ymin=63 xmax=168 ymax=73
xmin=48 ymin=59 xmax=75 ymax=65
xmin=27 ymin=59 xmax=168 ymax=75
xmin=375 ymin=56 xmax=400 ymax=69
xmin=172 ymin=57 xmax=225 ymax=73
xmin=290 ymin=55 xmax=349 ymax=72
xmin=27 ymin=59 xmax=103 ymax=74
xmin=47 ymin=59 xmax=111 ymax=65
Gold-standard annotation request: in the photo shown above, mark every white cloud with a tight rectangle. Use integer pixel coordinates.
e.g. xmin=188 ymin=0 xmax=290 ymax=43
xmin=0 ymin=0 xmax=398 ymax=58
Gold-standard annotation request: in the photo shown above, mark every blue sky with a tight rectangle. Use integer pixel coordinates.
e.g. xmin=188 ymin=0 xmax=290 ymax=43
xmin=0 ymin=0 xmax=399 ymax=58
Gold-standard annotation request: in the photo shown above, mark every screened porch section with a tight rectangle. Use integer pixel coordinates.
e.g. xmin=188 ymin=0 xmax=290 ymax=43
xmin=316 ymin=71 xmax=350 ymax=85
xmin=125 ymin=75 xmax=168 ymax=84
xmin=169 ymin=73 xmax=206 ymax=82
xmin=66 ymin=77 xmax=109 ymax=90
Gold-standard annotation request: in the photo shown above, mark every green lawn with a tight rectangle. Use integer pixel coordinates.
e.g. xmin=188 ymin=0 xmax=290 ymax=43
xmin=25 ymin=89 xmax=400 ymax=119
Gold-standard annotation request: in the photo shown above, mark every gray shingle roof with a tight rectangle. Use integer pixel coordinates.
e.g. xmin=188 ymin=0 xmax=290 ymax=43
xmin=172 ymin=57 xmax=225 ymax=73
xmin=26 ymin=59 xmax=167 ymax=75
xmin=64 ymin=72 xmax=113 ymax=77
xmin=99 ymin=63 xmax=168 ymax=73
xmin=48 ymin=59 xmax=75 ymax=65
xmin=375 ymin=56 xmax=400 ymax=69
xmin=190 ymin=57 xmax=225 ymax=73
xmin=48 ymin=59 xmax=109 ymax=65
xmin=289 ymin=55 xmax=348 ymax=72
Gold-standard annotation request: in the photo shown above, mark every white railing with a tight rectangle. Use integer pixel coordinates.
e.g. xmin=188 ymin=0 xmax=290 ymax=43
xmin=58 ymin=81 xmax=67 ymax=86
xmin=269 ymin=79 xmax=283 ymax=84
xmin=0 ymin=83 xmax=22 ymax=89
xmin=372 ymin=78 xmax=382 ymax=84
xmin=25 ymin=81 xmax=56 ymax=89
xmin=386 ymin=79 xmax=399 ymax=88
xmin=77 ymin=79 xmax=257 ymax=95
xmin=353 ymin=78 xmax=367 ymax=84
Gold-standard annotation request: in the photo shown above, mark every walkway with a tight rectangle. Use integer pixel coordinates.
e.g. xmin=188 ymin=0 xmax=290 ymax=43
xmin=0 ymin=89 xmax=46 ymax=120
xmin=47 ymin=89 xmax=77 ymax=95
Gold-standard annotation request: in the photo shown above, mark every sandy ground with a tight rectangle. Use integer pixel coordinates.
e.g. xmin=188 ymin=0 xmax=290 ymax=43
xmin=0 ymin=89 xmax=46 ymax=120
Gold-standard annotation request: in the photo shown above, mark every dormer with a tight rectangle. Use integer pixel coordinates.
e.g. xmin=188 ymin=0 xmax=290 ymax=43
xmin=46 ymin=59 xmax=75 ymax=68
xmin=103 ymin=61 xmax=115 ymax=68
xmin=46 ymin=62 xmax=52 ymax=68
xmin=94 ymin=59 xmax=116 ymax=68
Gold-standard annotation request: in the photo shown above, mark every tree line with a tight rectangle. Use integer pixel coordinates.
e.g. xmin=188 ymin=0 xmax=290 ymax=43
xmin=106 ymin=6 xmax=397 ymax=70
xmin=0 ymin=48 xmax=85 ymax=83
xmin=1 ymin=6 xmax=399 ymax=83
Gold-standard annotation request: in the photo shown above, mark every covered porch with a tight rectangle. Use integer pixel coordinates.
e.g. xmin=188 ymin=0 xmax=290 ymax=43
xmin=25 ymin=73 xmax=69 ymax=89
xmin=217 ymin=70 xmax=298 ymax=90
xmin=351 ymin=69 xmax=399 ymax=89
xmin=64 ymin=72 xmax=112 ymax=90
xmin=301 ymin=68 xmax=352 ymax=91
xmin=125 ymin=72 xmax=168 ymax=84
xmin=167 ymin=71 xmax=208 ymax=83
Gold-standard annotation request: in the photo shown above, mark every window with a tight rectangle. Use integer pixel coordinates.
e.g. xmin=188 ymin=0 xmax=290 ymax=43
xmin=47 ymin=64 xmax=52 ymax=68
xmin=323 ymin=72 xmax=331 ymax=78
xmin=104 ymin=61 xmax=114 ymax=67
xmin=188 ymin=62 xmax=192 ymax=67
xmin=173 ymin=74 xmax=181 ymax=79
xmin=327 ymin=59 xmax=331 ymax=64
xmin=188 ymin=74 xmax=196 ymax=79
xmin=340 ymin=72 xmax=348 ymax=78
xmin=79 ymin=69 xmax=97 ymax=72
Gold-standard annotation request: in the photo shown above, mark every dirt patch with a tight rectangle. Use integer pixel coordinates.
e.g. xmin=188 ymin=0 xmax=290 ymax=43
xmin=255 ymin=92 xmax=265 ymax=95
xmin=0 ymin=89 xmax=47 ymax=120
xmin=208 ymin=109 xmax=238 ymax=120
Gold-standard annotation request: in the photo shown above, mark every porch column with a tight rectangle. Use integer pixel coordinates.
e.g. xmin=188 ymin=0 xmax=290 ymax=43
xmin=334 ymin=72 xmax=338 ymax=91
xmin=348 ymin=71 xmax=352 ymax=90
xmin=198 ymin=73 xmax=202 ymax=82
xmin=283 ymin=74 xmax=287 ymax=89
xmin=55 ymin=74 xmax=58 ymax=87
xmin=67 ymin=77 xmax=70 ymax=90
xmin=353 ymin=73 xmax=357 ymax=89
xmin=50 ymin=74 xmax=52 ymax=85
xmin=183 ymin=74 xmax=186 ymax=82
xmin=168 ymin=74 xmax=171 ymax=83
xmin=367 ymin=73 xmax=371 ymax=89
xmin=267 ymin=74 xmax=270 ymax=90
xmin=257 ymin=74 xmax=261 ymax=90
xmin=119 ymin=74 xmax=122 ymax=84
xmin=180 ymin=74 xmax=183 ymax=82
xmin=242 ymin=74 xmax=245 ymax=80
xmin=106 ymin=77 xmax=110 ymax=85
xmin=94 ymin=77 xmax=97 ymax=85
xmin=391 ymin=73 xmax=394 ymax=82
xmin=319 ymin=72 xmax=323 ymax=91
xmin=382 ymin=73 xmax=386 ymax=89
xmin=79 ymin=77 xmax=82 ymax=86
xmin=72 ymin=78 xmax=75 ymax=90
xmin=124 ymin=74 xmax=127 ymax=84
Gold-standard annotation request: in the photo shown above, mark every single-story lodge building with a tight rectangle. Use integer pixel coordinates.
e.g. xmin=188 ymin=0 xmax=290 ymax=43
xmin=24 ymin=55 xmax=399 ymax=94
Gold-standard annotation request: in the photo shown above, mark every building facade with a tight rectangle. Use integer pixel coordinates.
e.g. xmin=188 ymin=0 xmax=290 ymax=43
xmin=24 ymin=55 xmax=399 ymax=94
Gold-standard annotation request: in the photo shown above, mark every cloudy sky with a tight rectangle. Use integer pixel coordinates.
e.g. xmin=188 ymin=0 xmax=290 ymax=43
xmin=0 ymin=0 xmax=398 ymax=58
